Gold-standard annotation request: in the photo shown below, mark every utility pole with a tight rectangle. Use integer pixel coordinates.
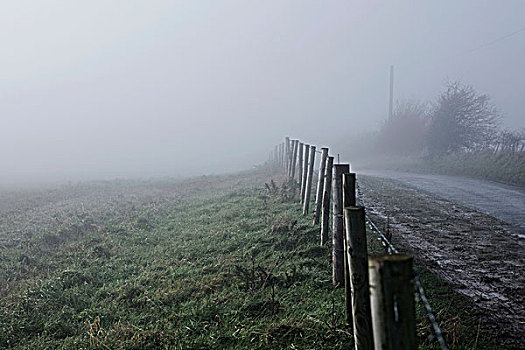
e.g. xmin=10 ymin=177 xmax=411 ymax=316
xmin=389 ymin=65 xmax=394 ymax=119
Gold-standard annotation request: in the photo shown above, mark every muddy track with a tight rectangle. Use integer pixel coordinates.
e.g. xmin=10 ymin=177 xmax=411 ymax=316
xmin=358 ymin=175 xmax=525 ymax=349
xmin=360 ymin=170 xmax=525 ymax=237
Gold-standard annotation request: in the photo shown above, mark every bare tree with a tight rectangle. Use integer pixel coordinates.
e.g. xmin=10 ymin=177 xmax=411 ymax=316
xmin=426 ymin=82 xmax=500 ymax=156
xmin=494 ymin=128 xmax=525 ymax=153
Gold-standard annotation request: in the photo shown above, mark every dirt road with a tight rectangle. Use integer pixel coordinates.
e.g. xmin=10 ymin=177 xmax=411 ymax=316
xmin=360 ymin=170 xmax=525 ymax=237
xmin=357 ymin=173 xmax=525 ymax=349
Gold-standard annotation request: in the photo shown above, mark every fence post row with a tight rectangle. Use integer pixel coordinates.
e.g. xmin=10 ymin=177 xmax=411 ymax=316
xmin=332 ymin=164 xmax=349 ymax=286
xmin=369 ymin=255 xmax=417 ymax=350
xmin=301 ymin=144 xmax=310 ymax=204
xmin=313 ymin=147 xmax=329 ymax=225
xmin=269 ymin=138 xmax=422 ymax=350
xmin=303 ymin=145 xmax=316 ymax=215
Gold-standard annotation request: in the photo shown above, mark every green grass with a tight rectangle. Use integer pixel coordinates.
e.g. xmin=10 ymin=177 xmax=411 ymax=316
xmin=1 ymin=171 xmax=352 ymax=349
xmin=0 ymin=168 xmax=508 ymax=349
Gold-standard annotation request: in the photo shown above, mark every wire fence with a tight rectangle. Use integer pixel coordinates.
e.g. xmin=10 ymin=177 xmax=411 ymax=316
xmin=270 ymin=137 xmax=450 ymax=349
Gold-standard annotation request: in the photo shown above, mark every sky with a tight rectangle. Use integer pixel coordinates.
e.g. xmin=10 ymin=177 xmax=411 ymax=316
xmin=1 ymin=1 xmax=524 ymax=182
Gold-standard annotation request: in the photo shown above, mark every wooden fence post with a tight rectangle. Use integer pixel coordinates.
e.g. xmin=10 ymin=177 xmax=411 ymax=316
xmin=343 ymin=172 xmax=357 ymax=324
xmin=287 ymin=139 xmax=294 ymax=177
xmin=369 ymin=255 xmax=417 ymax=350
xmin=313 ymin=147 xmax=329 ymax=225
xmin=285 ymin=137 xmax=290 ymax=174
xmin=298 ymin=142 xmax=304 ymax=187
xmin=288 ymin=140 xmax=296 ymax=177
xmin=303 ymin=145 xmax=316 ymax=215
xmin=290 ymin=140 xmax=299 ymax=180
xmin=287 ymin=140 xmax=291 ymax=176
xmin=301 ymin=144 xmax=310 ymax=204
xmin=279 ymin=145 xmax=282 ymax=165
xmin=277 ymin=143 xmax=280 ymax=167
xmin=332 ymin=164 xmax=349 ymax=285
xmin=343 ymin=173 xmax=356 ymax=207
xmin=321 ymin=156 xmax=334 ymax=245
xmin=345 ymin=206 xmax=374 ymax=350
xmin=281 ymin=142 xmax=285 ymax=169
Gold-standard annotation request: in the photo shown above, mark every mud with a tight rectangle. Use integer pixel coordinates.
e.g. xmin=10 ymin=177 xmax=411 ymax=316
xmin=360 ymin=170 xmax=525 ymax=237
xmin=358 ymin=175 xmax=525 ymax=349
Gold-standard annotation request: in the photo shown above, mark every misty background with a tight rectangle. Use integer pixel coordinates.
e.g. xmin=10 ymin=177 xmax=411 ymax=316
xmin=1 ymin=1 xmax=524 ymax=183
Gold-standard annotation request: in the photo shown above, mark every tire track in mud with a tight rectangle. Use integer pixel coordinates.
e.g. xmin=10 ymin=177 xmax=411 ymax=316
xmin=358 ymin=175 xmax=525 ymax=349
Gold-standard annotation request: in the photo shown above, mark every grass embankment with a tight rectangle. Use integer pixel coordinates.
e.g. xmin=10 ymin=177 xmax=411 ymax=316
xmin=0 ymin=168 xmax=504 ymax=349
xmin=376 ymin=150 xmax=525 ymax=187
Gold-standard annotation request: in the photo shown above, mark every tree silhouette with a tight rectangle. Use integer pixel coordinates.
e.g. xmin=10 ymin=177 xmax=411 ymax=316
xmin=426 ymin=82 xmax=499 ymax=156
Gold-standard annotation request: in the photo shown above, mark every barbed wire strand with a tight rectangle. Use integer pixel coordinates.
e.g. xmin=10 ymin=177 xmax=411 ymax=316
xmin=414 ymin=274 xmax=449 ymax=350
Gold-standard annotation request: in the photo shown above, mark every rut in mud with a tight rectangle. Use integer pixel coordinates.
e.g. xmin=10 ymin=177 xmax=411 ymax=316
xmin=358 ymin=175 xmax=525 ymax=349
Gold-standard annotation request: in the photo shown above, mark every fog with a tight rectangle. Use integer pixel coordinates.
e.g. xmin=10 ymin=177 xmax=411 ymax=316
xmin=1 ymin=1 xmax=524 ymax=183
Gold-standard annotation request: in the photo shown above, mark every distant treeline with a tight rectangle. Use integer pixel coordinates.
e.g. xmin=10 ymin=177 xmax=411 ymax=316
xmin=354 ymin=81 xmax=525 ymax=159
xmin=338 ymin=81 xmax=525 ymax=185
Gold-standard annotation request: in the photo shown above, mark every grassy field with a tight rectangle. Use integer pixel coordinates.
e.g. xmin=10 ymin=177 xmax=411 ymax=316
xmin=0 ymin=167 xmax=506 ymax=349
